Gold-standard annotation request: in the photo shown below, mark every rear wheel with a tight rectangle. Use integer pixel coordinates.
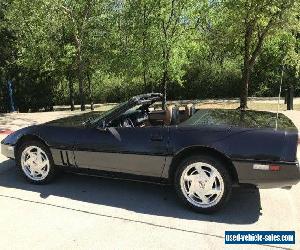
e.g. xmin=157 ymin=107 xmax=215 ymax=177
xmin=174 ymin=154 xmax=232 ymax=213
xmin=17 ymin=141 xmax=56 ymax=184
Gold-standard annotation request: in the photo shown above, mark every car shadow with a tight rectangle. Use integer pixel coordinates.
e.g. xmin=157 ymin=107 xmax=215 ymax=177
xmin=0 ymin=159 xmax=261 ymax=225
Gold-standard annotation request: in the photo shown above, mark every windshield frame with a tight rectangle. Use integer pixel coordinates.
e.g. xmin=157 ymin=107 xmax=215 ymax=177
xmin=85 ymin=101 xmax=133 ymax=127
xmin=85 ymin=93 xmax=162 ymax=128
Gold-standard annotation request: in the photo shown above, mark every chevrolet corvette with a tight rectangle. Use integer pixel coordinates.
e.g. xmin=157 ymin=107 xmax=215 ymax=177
xmin=1 ymin=93 xmax=300 ymax=213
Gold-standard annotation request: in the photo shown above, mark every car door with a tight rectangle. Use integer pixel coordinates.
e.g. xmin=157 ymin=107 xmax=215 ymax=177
xmin=73 ymin=126 xmax=169 ymax=177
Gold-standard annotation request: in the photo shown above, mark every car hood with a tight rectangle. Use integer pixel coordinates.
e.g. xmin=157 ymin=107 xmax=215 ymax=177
xmin=181 ymin=109 xmax=297 ymax=131
xmin=44 ymin=111 xmax=103 ymax=128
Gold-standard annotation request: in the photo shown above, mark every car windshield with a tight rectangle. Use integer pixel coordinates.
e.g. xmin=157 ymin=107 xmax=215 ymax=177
xmin=84 ymin=101 xmax=128 ymax=126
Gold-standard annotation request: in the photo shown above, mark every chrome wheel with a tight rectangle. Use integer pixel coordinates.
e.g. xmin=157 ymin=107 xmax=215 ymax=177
xmin=21 ymin=146 xmax=50 ymax=181
xmin=180 ymin=162 xmax=224 ymax=208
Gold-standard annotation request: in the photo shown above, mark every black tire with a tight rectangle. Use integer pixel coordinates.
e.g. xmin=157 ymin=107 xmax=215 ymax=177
xmin=16 ymin=140 xmax=56 ymax=184
xmin=174 ymin=154 xmax=232 ymax=213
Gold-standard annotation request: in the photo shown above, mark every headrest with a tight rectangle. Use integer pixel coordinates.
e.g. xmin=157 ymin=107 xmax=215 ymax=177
xmin=164 ymin=105 xmax=179 ymax=125
xmin=185 ymin=104 xmax=195 ymax=117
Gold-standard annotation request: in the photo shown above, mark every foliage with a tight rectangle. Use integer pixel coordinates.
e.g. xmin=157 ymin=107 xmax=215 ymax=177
xmin=0 ymin=0 xmax=299 ymax=112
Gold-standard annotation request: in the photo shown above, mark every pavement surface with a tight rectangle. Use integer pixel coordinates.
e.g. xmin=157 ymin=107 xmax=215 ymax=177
xmin=0 ymin=110 xmax=299 ymax=250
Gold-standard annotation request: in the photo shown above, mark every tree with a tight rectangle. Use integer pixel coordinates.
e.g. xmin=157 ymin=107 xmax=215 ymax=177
xmin=6 ymin=0 xmax=111 ymax=111
xmin=5 ymin=0 xmax=64 ymax=111
xmin=62 ymin=0 xmax=113 ymax=110
xmin=2 ymin=0 xmax=300 ymax=112
xmin=61 ymin=0 xmax=94 ymax=111
xmin=156 ymin=0 xmax=201 ymax=108
xmin=0 ymin=0 xmax=16 ymax=112
xmin=221 ymin=0 xmax=296 ymax=109
xmin=121 ymin=0 xmax=160 ymax=90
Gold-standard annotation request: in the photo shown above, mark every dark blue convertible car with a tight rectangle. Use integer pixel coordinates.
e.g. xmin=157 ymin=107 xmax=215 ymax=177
xmin=1 ymin=93 xmax=300 ymax=213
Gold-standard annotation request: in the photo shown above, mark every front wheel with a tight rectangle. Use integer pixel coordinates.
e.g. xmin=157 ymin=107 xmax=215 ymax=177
xmin=17 ymin=141 xmax=56 ymax=184
xmin=174 ymin=155 xmax=232 ymax=213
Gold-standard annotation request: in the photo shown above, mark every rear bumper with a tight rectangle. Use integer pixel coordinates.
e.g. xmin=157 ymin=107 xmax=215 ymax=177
xmin=1 ymin=143 xmax=15 ymax=159
xmin=233 ymin=160 xmax=300 ymax=189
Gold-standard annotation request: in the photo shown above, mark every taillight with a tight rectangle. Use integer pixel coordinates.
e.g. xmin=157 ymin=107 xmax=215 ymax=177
xmin=269 ymin=165 xmax=281 ymax=171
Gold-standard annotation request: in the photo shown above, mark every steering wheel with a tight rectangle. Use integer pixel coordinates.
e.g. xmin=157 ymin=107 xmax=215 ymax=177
xmin=140 ymin=110 xmax=149 ymax=126
xmin=121 ymin=118 xmax=134 ymax=127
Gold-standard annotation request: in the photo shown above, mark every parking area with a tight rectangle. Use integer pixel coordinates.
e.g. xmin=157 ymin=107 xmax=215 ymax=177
xmin=0 ymin=111 xmax=299 ymax=249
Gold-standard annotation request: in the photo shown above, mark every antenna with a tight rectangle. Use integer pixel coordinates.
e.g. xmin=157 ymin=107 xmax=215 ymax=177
xmin=276 ymin=64 xmax=284 ymax=130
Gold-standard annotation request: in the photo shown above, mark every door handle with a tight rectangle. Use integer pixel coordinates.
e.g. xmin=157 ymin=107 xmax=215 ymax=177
xmin=150 ymin=134 xmax=163 ymax=141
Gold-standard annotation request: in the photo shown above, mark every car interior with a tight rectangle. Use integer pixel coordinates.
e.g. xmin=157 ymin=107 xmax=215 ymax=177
xmin=109 ymin=103 xmax=196 ymax=128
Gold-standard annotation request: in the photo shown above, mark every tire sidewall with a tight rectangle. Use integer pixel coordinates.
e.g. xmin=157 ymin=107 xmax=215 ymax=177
xmin=16 ymin=140 xmax=56 ymax=184
xmin=174 ymin=154 xmax=232 ymax=213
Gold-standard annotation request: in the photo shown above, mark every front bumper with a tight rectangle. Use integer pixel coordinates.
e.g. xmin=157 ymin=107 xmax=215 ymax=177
xmin=234 ymin=160 xmax=300 ymax=189
xmin=1 ymin=143 xmax=15 ymax=159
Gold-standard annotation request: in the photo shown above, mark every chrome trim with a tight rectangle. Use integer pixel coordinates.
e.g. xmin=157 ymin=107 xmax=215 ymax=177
xmin=1 ymin=143 xmax=15 ymax=159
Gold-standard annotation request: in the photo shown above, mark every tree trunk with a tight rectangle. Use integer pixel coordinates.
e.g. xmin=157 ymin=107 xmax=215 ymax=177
xmin=240 ymin=24 xmax=252 ymax=110
xmin=142 ymin=3 xmax=147 ymax=88
xmin=240 ymin=18 xmax=270 ymax=109
xmin=240 ymin=65 xmax=250 ymax=109
xmin=75 ymin=37 xmax=85 ymax=111
xmin=143 ymin=70 xmax=147 ymax=88
xmin=68 ymin=74 xmax=75 ymax=111
xmin=78 ymin=59 xmax=85 ymax=111
xmin=161 ymin=70 xmax=167 ymax=109
xmin=87 ymin=72 xmax=94 ymax=111
xmin=161 ymin=47 xmax=170 ymax=110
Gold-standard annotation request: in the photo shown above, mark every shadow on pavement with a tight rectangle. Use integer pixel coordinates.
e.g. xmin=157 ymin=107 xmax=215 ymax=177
xmin=0 ymin=159 xmax=261 ymax=225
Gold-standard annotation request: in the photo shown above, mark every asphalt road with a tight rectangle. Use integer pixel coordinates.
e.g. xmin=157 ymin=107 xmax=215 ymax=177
xmin=0 ymin=111 xmax=299 ymax=250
